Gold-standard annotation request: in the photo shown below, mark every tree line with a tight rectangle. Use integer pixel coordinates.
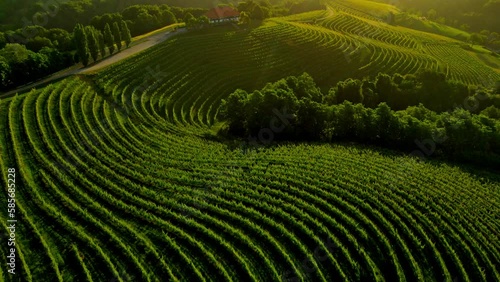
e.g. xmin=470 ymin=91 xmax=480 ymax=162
xmin=73 ymin=20 xmax=131 ymax=67
xmin=0 ymin=0 xmax=205 ymax=32
xmin=236 ymin=0 xmax=325 ymax=20
xmin=220 ymin=72 xmax=500 ymax=166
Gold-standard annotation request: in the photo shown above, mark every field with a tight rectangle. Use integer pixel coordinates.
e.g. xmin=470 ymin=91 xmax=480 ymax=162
xmin=1 ymin=0 xmax=499 ymax=281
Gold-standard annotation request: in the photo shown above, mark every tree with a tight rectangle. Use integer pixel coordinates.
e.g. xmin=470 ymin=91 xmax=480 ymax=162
xmin=25 ymin=36 xmax=53 ymax=52
xmin=73 ymin=24 xmax=89 ymax=66
xmin=426 ymin=9 xmax=437 ymax=20
xmin=0 ymin=32 xmax=6 ymax=49
xmin=184 ymin=13 xmax=197 ymax=29
xmin=120 ymin=20 xmax=132 ymax=47
xmin=469 ymin=33 xmax=484 ymax=47
xmin=104 ymin=23 xmax=115 ymax=54
xmin=386 ymin=11 xmax=395 ymax=25
xmin=239 ymin=11 xmax=251 ymax=25
xmin=112 ymin=22 xmax=122 ymax=51
xmin=46 ymin=28 xmax=73 ymax=51
xmin=251 ymin=5 xmax=267 ymax=20
xmin=184 ymin=12 xmax=194 ymax=25
xmin=0 ymin=44 xmax=29 ymax=65
xmin=198 ymin=16 xmax=210 ymax=28
xmin=375 ymin=102 xmax=400 ymax=141
xmin=375 ymin=73 xmax=394 ymax=102
xmin=85 ymin=26 xmax=99 ymax=62
xmin=480 ymin=30 xmax=490 ymax=38
xmin=97 ymin=30 xmax=106 ymax=58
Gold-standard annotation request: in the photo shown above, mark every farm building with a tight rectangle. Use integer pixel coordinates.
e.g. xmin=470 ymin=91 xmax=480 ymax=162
xmin=206 ymin=6 xmax=240 ymax=24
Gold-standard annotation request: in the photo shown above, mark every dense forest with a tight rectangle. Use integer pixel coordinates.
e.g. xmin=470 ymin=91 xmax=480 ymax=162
xmin=221 ymin=71 xmax=500 ymax=165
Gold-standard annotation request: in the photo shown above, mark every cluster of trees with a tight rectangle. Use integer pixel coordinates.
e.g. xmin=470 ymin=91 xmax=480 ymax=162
xmin=0 ymin=0 xmax=206 ymax=32
xmin=220 ymin=72 xmax=500 ymax=163
xmin=0 ymin=26 xmax=76 ymax=90
xmin=183 ymin=13 xmax=210 ymax=29
xmin=92 ymin=5 xmax=182 ymax=36
xmin=0 ymin=1 xmax=186 ymax=91
xmin=73 ymin=20 xmax=131 ymax=66
xmin=468 ymin=30 xmax=500 ymax=51
xmin=0 ymin=43 xmax=74 ymax=90
xmin=0 ymin=26 xmax=74 ymax=53
xmin=237 ymin=0 xmax=325 ymax=20
xmin=325 ymin=71 xmax=500 ymax=113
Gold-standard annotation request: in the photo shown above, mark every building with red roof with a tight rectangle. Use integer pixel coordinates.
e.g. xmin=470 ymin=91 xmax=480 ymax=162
xmin=206 ymin=6 xmax=240 ymax=24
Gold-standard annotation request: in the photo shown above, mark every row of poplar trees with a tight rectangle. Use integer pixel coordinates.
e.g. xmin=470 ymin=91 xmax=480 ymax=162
xmin=73 ymin=21 xmax=132 ymax=66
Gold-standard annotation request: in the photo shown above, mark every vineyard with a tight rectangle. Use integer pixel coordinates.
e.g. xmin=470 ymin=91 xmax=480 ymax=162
xmin=1 ymin=0 xmax=500 ymax=281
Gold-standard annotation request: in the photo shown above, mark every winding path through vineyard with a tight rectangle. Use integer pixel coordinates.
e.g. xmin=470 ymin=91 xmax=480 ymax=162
xmin=0 ymin=26 xmax=186 ymax=98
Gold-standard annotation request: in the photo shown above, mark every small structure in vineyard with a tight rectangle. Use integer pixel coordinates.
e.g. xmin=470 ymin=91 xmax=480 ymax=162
xmin=206 ymin=6 xmax=240 ymax=24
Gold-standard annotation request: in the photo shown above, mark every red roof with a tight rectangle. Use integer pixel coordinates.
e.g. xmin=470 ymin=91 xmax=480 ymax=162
xmin=206 ymin=7 xmax=240 ymax=20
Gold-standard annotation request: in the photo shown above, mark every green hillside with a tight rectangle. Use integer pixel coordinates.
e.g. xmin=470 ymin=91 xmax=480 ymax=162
xmin=1 ymin=0 xmax=499 ymax=281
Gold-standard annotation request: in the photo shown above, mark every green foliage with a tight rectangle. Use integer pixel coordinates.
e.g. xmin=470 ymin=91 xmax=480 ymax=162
xmin=197 ymin=16 xmax=210 ymax=28
xmin=0 ymin=57 xmax=10 ymax=88
xmin=222 ymin=72 xmax=500 ymax=159
xmin=239 ymin=11 xmax=251 ymax=25
xmin=0 ymin=43 xmax=30 ymax=64
xmin=120 ymin=20 xmax=132 ymax=48
xmin=73 ymin=23 xmax=89 ymax=66
xmin=3 ymin=74 xmax=499 ymax=281
xmin=90 ymin=13 xmax=123 ymax=32
xmin=1 ymin=4 xmax=499 ymax=278
xmin=85 ymin=26 xmax=99 ymax=62
xmin=251 ymin=5 xmax=269 ymax=20
xmin=97 ymin=30 xmax=106 ymax=57
xmin=25 ymin=36 xmax=54 ymax=52
xmin=0 ymin=32 xmax=5 ymax=49
xmin=393 ymin=0 xmax=499 ymax=33
xmin=0 ymin=44 xmax=73 ymax=90
xmin=112 ymin=22 xmax=122 ymax=51
xmin=103 ymin=23 xmax=115 ymax=54
xmin=184 ymin=12 xmax=195 ymax=25
xmin=469 ymin=33 xmax=485 ymax=46
xmin=118 ymin=4 xmax=178 ymax=36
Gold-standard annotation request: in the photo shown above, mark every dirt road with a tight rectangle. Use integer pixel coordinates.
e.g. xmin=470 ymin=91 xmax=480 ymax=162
xmin=0 ymin=27 xmax=186 ymax=98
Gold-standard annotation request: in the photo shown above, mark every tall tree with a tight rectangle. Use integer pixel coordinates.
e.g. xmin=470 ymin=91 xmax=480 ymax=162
xmin=73 ymin=24 xmax=89 ymax=67
xmin=0 ymin=59 xmax=11 ymax=89
xmin=239 ymin=11 xmax=250 ymax=25
xmin=85 ymin=26 xmax=99 ymax=62
xmin=104 ymin=23 xmax=115 ymax=54
xmin=97 ymin=30 xmax=106 ymax=58
xmin=120 ymin=20 xmax=132 ymax=48
xmin=112 ymin=22 xmax=122 ymax=51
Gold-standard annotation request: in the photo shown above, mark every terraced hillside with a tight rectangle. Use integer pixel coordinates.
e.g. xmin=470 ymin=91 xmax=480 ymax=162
xmin=317 ymin=1 xmax=500 ymax=86
xmin=91 ymin=0 xmax=500 ymax=129
xmin=1 ymin=1 xmax=500 ymax=281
